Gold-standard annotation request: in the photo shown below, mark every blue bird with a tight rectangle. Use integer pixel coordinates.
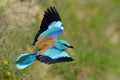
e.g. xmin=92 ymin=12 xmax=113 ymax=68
xmin=33 ymin=7 xmax=74 ymax=64
xmin=15 ymin=6 xmax=73 ymax=70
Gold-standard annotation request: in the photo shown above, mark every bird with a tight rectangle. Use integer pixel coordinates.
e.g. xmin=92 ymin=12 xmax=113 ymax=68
xmin=15 ymin=6 xmax=73 ymax=69
xmin=33 ymin=7 xmax=74 ymax=64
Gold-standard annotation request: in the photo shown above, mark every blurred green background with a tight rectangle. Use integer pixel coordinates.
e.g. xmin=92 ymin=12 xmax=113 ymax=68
xmin=0 ymin=0 xmax=120 ymax=80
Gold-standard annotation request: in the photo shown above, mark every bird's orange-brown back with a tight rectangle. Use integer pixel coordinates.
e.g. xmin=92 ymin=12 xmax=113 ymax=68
xmin=35 ymin=36 xmax=55 ymax=54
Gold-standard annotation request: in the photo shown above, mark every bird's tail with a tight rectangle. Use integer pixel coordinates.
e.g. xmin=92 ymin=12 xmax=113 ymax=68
xmin=15 ymin=50 xmax=39 ymax=70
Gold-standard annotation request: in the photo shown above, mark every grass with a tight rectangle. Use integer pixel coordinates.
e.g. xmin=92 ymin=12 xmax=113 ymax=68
xmin=0 ymin=0 xmax=120 ymax=80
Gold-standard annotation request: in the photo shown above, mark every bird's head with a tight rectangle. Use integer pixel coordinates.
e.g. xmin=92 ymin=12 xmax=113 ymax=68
xmin=55 ymin=40 xmax=73 ymax=51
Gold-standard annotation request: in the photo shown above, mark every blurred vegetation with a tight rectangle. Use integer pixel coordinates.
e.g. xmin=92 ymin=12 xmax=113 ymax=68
xmin=0 ymin=0 xmax=120 ymax=80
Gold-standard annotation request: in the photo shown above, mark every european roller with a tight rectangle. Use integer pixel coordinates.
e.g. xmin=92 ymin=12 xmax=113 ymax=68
xmin=15 ymin=6 xmax=73 ymax=69
xmin=33 ymin=7 xmax=73 ymax=64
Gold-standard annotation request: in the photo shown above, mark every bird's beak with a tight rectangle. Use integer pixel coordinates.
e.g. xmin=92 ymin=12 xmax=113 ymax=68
xmin=63 ymin=44 xmax=74 ymax=49
xmin=67 ymin=45 xmax=74 ymax=49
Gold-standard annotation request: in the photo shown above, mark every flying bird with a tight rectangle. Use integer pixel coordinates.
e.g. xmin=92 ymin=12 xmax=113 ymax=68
xmin=33 ymin=7 xmax=74 ymax=64
xmin=15 ymin=6 xmax=73 ymax=69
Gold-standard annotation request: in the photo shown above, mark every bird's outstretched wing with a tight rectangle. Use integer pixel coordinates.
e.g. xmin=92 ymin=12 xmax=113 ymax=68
xmin=36 ymin=47 xmax=73 ymax=64
xmin=33 ymin=7 xmax=64 ymax=45
xmin=36 ymin=55 xmax=73 ymax=64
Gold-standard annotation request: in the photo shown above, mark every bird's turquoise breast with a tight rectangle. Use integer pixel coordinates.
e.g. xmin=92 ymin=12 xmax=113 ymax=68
xmin=41 ymin=46 xmax=71 ymax=59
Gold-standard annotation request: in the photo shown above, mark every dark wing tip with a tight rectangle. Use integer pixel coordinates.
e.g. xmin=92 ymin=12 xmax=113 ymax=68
xmin=40 ymin=6 xmax=61 ymax=31
xmin=33 ymin=6 xmax=61 ymax=45
xmin=36 ymin=55 xmax=73 ymax=64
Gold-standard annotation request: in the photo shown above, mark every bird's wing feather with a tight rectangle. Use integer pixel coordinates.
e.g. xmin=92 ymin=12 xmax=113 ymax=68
xmin=36 ymin=47 xmax=73 ymax=64
xmin=33 ymin=7 xmax=64 ymax=45
xmin=36 ymin=55 xmax=73 ymax=64
xmin=38 ymin=22 xmax=64 ymax=38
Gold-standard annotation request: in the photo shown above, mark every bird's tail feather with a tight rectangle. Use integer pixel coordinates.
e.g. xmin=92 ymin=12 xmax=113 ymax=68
xmin=15 ymin=52 xmax=37 ymax=70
